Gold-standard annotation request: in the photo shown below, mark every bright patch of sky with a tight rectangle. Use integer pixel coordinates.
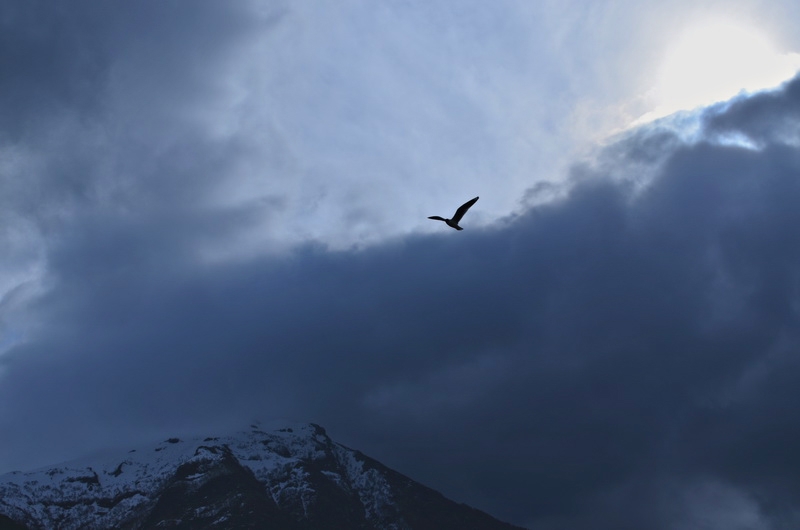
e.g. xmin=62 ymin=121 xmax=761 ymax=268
xmin=636 ymin=18 xmax=800 ymax=124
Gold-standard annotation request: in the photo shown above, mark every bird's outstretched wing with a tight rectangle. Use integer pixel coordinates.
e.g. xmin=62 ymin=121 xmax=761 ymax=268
xmin=451 ymin=196 xmax=479 ymax=223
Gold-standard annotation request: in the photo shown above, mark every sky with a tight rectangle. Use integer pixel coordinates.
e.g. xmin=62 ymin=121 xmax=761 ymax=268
xmin=2 ymin=1 xmax=800 ymax=528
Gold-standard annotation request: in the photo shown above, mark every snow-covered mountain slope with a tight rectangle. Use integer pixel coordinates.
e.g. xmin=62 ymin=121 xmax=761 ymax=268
xmin=0 ymin=423 xmax=523 ymax=530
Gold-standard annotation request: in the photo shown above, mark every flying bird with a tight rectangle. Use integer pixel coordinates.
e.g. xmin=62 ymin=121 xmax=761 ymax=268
xmin=428 ymin=196 xmax=479 ymax=230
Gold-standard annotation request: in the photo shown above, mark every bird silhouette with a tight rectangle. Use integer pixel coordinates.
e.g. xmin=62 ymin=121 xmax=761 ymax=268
xmin=428 ymin=196 xmax=479 ymax=230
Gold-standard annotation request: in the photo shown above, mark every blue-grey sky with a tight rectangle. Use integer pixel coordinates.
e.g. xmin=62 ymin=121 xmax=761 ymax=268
xmin=2 ymin=1 xmax=800 ymax=528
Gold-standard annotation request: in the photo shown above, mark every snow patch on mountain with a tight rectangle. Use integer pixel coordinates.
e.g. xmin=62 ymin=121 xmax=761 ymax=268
xmin=0 ymin=423 xmax=381 ymax=529
xmin=0 ymin=422 xmax=524 ymax=530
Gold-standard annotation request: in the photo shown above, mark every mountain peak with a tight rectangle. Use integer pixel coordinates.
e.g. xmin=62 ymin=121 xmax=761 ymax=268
xmin=0 ymin=423 xmax=523 ymax=530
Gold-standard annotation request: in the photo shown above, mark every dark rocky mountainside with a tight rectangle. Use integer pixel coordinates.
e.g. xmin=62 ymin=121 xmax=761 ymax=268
xmin=0 ymin=423 xmax=524 ymax=530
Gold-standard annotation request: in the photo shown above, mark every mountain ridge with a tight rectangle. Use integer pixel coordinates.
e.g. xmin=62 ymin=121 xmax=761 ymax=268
xmin=0 ymin=422 xmax=524 ymax=530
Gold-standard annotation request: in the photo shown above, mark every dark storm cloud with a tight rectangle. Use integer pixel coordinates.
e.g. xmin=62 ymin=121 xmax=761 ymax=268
xmin=0 ymin=1 xmax=259 ymax=137
xmin=3 ymin=73 xmax=800 ymax=529
xmin=704 ymin=76 xmax=800 ymax=147
xmin=0 ymin=1 xmax=283 ymax=229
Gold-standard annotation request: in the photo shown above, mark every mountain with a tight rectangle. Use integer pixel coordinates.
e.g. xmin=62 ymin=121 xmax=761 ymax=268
xmin=0 ymin=423 xmax=523 ymax=530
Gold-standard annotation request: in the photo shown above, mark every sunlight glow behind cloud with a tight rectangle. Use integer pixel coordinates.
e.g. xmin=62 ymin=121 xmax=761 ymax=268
xmin=639 ymin=19 xmax=800 ymax=123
